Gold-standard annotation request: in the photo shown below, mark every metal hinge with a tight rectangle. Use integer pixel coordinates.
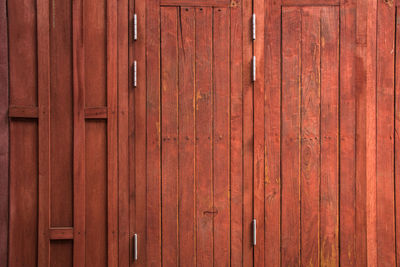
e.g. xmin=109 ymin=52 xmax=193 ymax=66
xmin=133 ymin=233 xmax=138 ymax=261
xmin=252 ymin=219 xmax=257 ymax=245
xmin=252 ymin=56 xmax=256 ymax=82
xmin=252 ymin=14 xmax=256 ymax=40
xmin=133 ymin=61 xmax=137 ymax=87
xmin=133 ymin=14 xmax=138 ymax=41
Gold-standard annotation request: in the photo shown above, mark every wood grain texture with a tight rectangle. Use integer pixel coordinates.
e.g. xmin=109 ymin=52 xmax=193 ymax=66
xmin=213 ymin=7 xmax=231 ymax=267
xmin=376 ymin=1 xmax=396 ymax=265
xmin=300 ymin=8 xmax=321 ymax=267
xmin=117 ymin=0 xmax=129 ymax=263
xmin=178 ymin=7 xmax=196 ymax=266
xmin=264 ymin=0 xmax=281 ymax=264
xmin=253 ymin=0 xmax=265 ymax=264
xmin=396 ymin=9 xmax=400 ymax=266
xmin=230 ymin=2 xmax=244 ymax=266
xmin=146 ymin=0 xmax=162 ymax=264
xmin=9 ymin=121 xmax=38 ymax=267
xmin=72 ymin=0 xmax=86 ymax=264
xmin=132 ymin=0 xmax=148 ymax=264
xmin=0 ymin=0 xmax=8 ymax=263
xmin=37 ymin=0 xmax=51 ymax=264
xmin=281 ymin=8 xmax=301 ymax=266
xmin=339 ymin=0 xmax=357 ymax=264
xmin=242 ymin=0 xmax=254 ymax=265
xmin=160 ymin=0 xmax=231 ymax=7
xmin=195 ymin=7 xmax=214 ymax=266
xmin=320 ymin=7 xmax=339 ymax=267
xmin=161 ymin=7 xmax=179 ymax=266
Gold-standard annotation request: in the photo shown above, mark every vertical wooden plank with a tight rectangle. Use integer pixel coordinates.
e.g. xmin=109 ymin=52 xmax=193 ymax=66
xmin=161 ymin=7 xmax=179 ymax=267
xmin=37 ymin=0 xmax=51 ymax=264
xmin=396 ymin=9 xmax=400 ymax=266
xmin=106 ymin=0 xmax=118 ymax=265
xmin=117 ymin=0 xmax=129 ymax=264
xmin=0 ymin=0 xmax=8 ymax=263
xmin=281 ymin=8 xmax=301 ymax=266
xmin=264 ymin=0 xmax=281 ymax=264
xmin=376 ymin=0 xmax=396 ymax=265
xmin=230 ymin=2 xmax=243 ymax=267
xmin=195 ymin=7 xmax=213 ymax=266
xmin=49 ymin=0 xmax=73 ymax=228
xmin=300 ymin=8 xmax=320 ymax=267
xmin=85 ymin=122 xmax=107 ymax=267
xmin=253 ymin=0 xmax=265 ymax=264
xmin=213 ymin=7 xmax=230 ymax=267
xmin=9 ymin=121 xmax=38 ymax=267
xmin=320 ymin=7 xmax=339 ymax=267
xmin=132 ymin=0 xmax=147 ymax=264
xmin=8 ymin=0 xmax=38 ymax=106
xmin=242 ymin=0 xmax=254 ymax=264
xmin=178 ymin=7 xmax=196 ymax=267
xmin=72 ymin=0 xmax=86 ymax=263
xmin=146 ymin=0 xmax=161 ymax=264
xmin=84 ymin=0 xmax=107 ymax=107
xmin=339 ymin=0 xmax=356 ymax=264
xmin=365 ymin=0 xmax=377 ymax=266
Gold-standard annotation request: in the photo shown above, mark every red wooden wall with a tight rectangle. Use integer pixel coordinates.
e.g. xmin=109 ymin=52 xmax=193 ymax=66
xmin=1 ymin=0 xmax=400 ymax=266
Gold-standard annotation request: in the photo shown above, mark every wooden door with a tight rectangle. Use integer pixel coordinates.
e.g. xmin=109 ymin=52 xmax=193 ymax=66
xmin=124 ymin=0 xmax=254 ymax=266
xmin=260 ymin=0 xmax=369 ymax=266
xmin=6 ymin=0 xmax=118 ymax=266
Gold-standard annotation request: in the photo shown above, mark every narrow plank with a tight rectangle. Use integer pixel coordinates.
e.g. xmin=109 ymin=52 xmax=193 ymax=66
xmin=8 ymin=106 xmax=38 ymax=118
xmin=161 ymin=7 xmax=179 ymax=267
xmin=49 ymin=0 xmax=73 ymax=229
xmin=264 ymin=0 xmax=281 ymax=264
xmin=365 ymin=0 xmax=377 ymax=265
xmin=396 ymin=9 xmax=400 ymax=266
xmin=242 ymin=0 xmax=254 ymax=264
xmin=146 ymin=0 xmax=162 ymax=263
xmin=84 ymin=0 xmax=107 ymax=107
xmin=84 ymin=107 xmax=108 ymax=119
xmin=49 ymin=228 xmax=74 ymax=240
xmin=282 ymin=0 xmax=339 ymax=5
xmin=339 ymin=0 xmax=356 ymax=264
xmin=229 ymin=3 xmax=243 ymax=267
xmin=9 ymin=121 xmax=38 ymax=267
xmin=320 ymin=7 xmax=339 ymax=267
xmin=213 ymin=7 xmax=230 ymax=267
xmin=281 ymin=7 xmax=301 ymax=266
xmin=354 ymin=0 xmax=367 ymax=264
xmin=160 ymin=0 xmax=230 ymax=7
xmin=300 ymin=8 xmax=320 ymax=267
xmin=72 ymin=0 xmax=86 ymax=264
xmin=195 ymin=7 xmax=213 ymax=266
xmin=0 ymin=0 xmax=8 ymax=262
xmin=132 ymin=0 xmax=148 ymax=264
xmin=85 ymin=121 xmax=107 ymax=267
xmin=8 ymin=0 xmax=37 ymax=106
xmin=37 ymin=0 xmax=51 ymax=264
xmin=117 ymin=0 xmax=129 ymax=263
xmin=178 ymin=7 xmax=196 ymax=266
xmin=106 ymin=0 xmax=119 ymax=264
xmin=376 ymin=1 xmax=396 ymax=265
xmin=253 ymin=0 xmax=265 ymax=263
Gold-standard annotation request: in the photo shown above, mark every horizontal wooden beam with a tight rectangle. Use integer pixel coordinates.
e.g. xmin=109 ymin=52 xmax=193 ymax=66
xmin=8 ymin=106 xmax=38 ymax=118
xmin=160 ymin=0 xmax=231 ymax=7
xmin=84 ymin=107 xmax=108 ymax=119
xmin=282 ymin=0 xmax=339 ymax=6
xmin=49 ymin=227 xmax=74 ymax=240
